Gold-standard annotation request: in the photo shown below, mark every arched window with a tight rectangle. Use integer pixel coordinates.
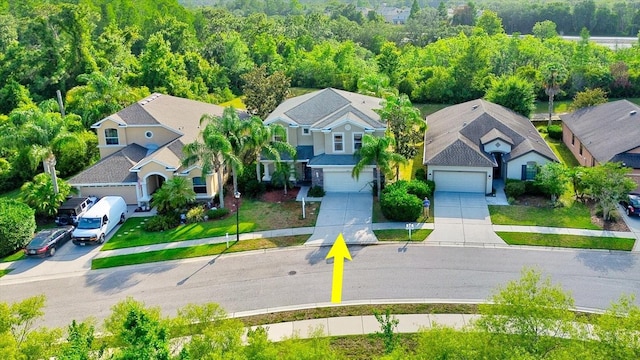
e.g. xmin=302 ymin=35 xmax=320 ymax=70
xmin=104 ymin=128 xmax=119 ymax=145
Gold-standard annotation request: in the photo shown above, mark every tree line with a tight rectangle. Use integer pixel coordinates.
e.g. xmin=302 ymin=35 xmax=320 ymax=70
xmin=2 ymin=268 xmax=640 ymax=358
xmin=1 ymin=0 xmax=640 ymax=194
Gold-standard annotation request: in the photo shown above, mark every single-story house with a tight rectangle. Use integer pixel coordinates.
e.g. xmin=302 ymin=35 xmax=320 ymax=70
xmin=69 ymin=93 xmax=245 ymax=205
xmin=262 ymin=88 xmax=386 ymax=192
xmin=560 ymin=100 xmax=640 ymax=192
xmin=423 ymin=99 xmax=559 ymax=193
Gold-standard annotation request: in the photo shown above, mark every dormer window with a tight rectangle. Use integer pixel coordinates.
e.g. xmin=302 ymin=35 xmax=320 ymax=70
xmin=333 ymin=133 xmax=344 ymax=152
xmin=105 ymin=128 xmax=119 ymax=145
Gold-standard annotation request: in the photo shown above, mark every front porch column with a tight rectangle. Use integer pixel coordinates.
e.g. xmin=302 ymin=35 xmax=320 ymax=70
xmin=262 ymin=163 xmax=272 ymax=181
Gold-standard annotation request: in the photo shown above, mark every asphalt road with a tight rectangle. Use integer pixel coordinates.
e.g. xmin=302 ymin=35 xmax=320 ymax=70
xmin=1 ymin=245 xmax=639 ymax=329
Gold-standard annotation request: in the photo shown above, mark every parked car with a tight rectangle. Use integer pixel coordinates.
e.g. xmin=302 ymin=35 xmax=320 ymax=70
xmin=72 ymin=196 xmax=127 ymax=245
xmin=24 ymin=226 xmax=74 ymax=257
xmin=620 ymin=193 xmax=640 ymax=217
xmin=55 ymin=196 xmax=97 ymax=226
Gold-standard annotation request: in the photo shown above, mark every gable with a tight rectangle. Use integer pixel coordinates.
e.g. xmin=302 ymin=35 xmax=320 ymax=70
xmin=428 ymin=138 xmax=496 ymax=167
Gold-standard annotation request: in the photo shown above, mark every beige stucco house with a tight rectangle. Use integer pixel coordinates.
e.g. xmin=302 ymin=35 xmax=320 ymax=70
xmin=69 ymin=93 xmax=243 ymax=205
xmin=262 ymin=88 xmax=387 ymax=192
xmin=424 ymin=99 xmax=558 ymax=193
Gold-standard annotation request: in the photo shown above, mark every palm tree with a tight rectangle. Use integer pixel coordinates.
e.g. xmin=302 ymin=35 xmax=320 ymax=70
xmin=271 ymin=161 xmax=295 ymax=195
xmin=352 ymin=135 xmax=407 ymax=200
xmin=20 ymin=173 xmax=72 ymax=217
xmin=150 ymin=177 xmax=196 ymax=215
xmin=542 ymin=62 xmax=568 ymax=127
xmin=182 ymin=124 xmax=241 ymax=209
xmin=244 ymin=117 xmax=296 ymax=182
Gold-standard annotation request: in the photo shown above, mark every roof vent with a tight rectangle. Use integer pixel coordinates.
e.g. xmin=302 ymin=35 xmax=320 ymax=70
xmin=463 ymin=122 xmax=467 ymax=127
xmin=631 ymin=110 xmax=637 ymax=115
xmin=140 ymin=100 xmax=148 ymax=105
xmin=472 ymin=105 xmax=479 ymax=110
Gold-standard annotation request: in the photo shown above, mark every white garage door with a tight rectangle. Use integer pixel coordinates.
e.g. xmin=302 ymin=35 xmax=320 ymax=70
xmin=323 ymin=169 xmax=373 ymax=192
xmin=434 ymin=171 xmax=486 ymax=193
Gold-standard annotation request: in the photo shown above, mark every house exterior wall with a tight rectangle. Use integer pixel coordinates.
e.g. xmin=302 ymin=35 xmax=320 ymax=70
xmin=75 ymin=184 xmax=138 ymax=205
xmin=506 ymin=152 xmax=554 ymax=180
xmin=426 ymin=165 xmax=493 ymax=194
xmin=124 ymin=126 xmax=179 ymax=150
xmin=138 ymin=162 xmax=175 ymax=181
xmin=562 ymin=123 xmax=597 ymax=167
xmin=296 ymin=127 xmax=313 ymax=146
xmin=96 ymin=119 xmax=127 ymax=158
xmin=483 ymin=140 xmax=512 ymax=153
xmin=182 ymin=168 xmax=219 ymax=200
xmin=313 ymin=132 xmax=325 ymax=156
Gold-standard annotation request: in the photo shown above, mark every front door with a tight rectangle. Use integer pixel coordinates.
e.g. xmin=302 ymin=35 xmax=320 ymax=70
xmin=493 ymin=153 xmax=503 ymax=179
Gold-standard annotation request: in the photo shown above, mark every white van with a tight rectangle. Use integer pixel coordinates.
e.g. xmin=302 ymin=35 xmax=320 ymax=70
xmin=72 ymin=196 xmax=127 ymax=246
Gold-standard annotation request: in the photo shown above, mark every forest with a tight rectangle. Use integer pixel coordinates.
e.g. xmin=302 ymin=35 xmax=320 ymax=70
xmin=0 ymin=0 xmax=639 ymax=194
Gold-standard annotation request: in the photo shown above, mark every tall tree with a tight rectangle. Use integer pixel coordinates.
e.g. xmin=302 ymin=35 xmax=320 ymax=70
xmin=475 ymin=10 xmax=504 ymax=36
xmin=582 ymin=162 xmax=637 ymax=221
xmin=485 ymin=75 xmax=536 ymax=117
xmin=20 ymin=172 xmax=72 ymax=218
xmin=535 ymin=162 xmax=569 ymax=204
xmin=352 ymin=135 xmax=406 ymax=199
xmin=241 ymin=65 xmax=290 ymax=120
xmin=569 ymin=87 xmax=608 ymax=110
xmin=376 ymin=94 xmax=424 ymax=165
xmin=542 ymin=62 xmax=568 ymax=126
xmin=244 ymin=118 xmax=295 ymax=182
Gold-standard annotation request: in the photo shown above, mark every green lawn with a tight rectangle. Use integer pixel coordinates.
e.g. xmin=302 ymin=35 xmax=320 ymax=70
xmin=1 ymin=251 xmax=25 ymax=263
xmin=373 ymin=229 xmax=432 ymax=241
xmin=497 ymin=232 xmax=635 ymax=251
xmin=533 ymin=100 xmax=572 ymax=114
xmin=489 ymin=203 xmax=600 ymax=229
xmin=539 ymin=132 xmax=580 ymax=167
xmin=0 ymin=269 xmax=12 ymax=277
xmin=92 ymin=235 xmax=309 ymax=269
xmin=103 ymin=199 xmax=318 ymax=250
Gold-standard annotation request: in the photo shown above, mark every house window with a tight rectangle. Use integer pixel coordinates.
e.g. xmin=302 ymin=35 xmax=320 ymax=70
xmin=353 ymin=133 xmax=363 ymax=151
xmin=302 ymin=127 xmax=310 ymax=135
xmin=591 ymin=157 xmax=596 ymax=167
xmin=192 ymin=177 xmax=207 ymax=194
xmin=579 ymin=144 xmax=583 ymax=156
xmin=525 ymin=161 xmax=537 ymax=180
xmin=145 ymin=131 xmax=153 ymax=139
xmin=104 ymin=128 xmax=119 ymax=145
xmin=273 ymin=131 xmax=286 ymax=143
xmin=333 ymin=133 xmax=344 ymax=152
xmin=571 ymin=134 xmax=575 ymax=146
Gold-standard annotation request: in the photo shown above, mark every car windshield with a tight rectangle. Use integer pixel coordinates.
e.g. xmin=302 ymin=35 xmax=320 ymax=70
xmin=77 ymin=217 xmax=101 ymax=229
xmin=28 ymin=232 xmax=54 ymax=247
xmin=630 ymin=196 xmax=640 ymax=207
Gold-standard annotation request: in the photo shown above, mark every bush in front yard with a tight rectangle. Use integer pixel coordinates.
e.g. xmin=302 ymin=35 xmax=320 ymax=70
xmin=505 ymin=180 xmax=526 ymax=198
xmin=207 ymin=207 xmax=230 ymax=220
xmin=307 ymin=185 xmax=325 ymax=197
xmin=186 ymin=206 xmax=206 ymax=223
xmin=0 ymin=199 xmax=36 ymax=257
xmin=380 ymin=189 xmax=422 ymax=221
xmin=144 ymin=214 xmax=180 ymax=232
xmin=406 ymin=180 xmax=431 ymax=200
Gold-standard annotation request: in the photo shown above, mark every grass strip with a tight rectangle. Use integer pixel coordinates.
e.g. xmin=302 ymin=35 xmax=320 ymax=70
xmin=92 ymin=235 xmax=309 ymax=269
xmin=489 ymin=203 xmax=600 ymax=229
xmin=0 ymin=269 xmax=13 ymax=277
xmin=497 ymin=232 xmax=634 ymax=251
xmin=1 ymin=251 xmax=25 ymax=263
xmin=373 ymin=229 xmax=432 ymax=241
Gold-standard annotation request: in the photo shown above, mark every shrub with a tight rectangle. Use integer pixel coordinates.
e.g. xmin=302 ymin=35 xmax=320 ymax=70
xmin=307 ymin=186 xmax=325 ymax=197
xmin=424 ymin=180 xmax=436 ymax=195
xmin=414 ymin=168 xmax=426 ymax=181
xmin=207 ymin=208 xmax=230 ymax=220
xmin=547 ymin=125 xmax=562 ymax=140
xmin=186 ymin=206 xmax=206 ymax=223
xmin=505 ymin=180 xmax=526 ymax=198
xmin=0 ymin=199 xmax=36 ymax=257
xmin=380 ymin=189 xmax=422 ymax=221
xmin=406 ymin=180 xmax=430 ymax=200
xmin=524 ymin=180 xmax=546 ymax=196
xmin=144 ymin=214 xmax=180 ymax=232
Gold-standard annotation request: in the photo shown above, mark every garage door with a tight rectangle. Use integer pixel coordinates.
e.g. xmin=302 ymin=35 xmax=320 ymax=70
xmin=434 ymin=171 xmax=486 ymax=193
xmin=323 ymin=169 xmax=373 ymax=192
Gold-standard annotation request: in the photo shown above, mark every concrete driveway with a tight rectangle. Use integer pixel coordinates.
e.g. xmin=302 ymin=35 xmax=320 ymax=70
xmin=428 ymin=192 xmax=505 ymax=245
xmin=305 ymin=192 xmax=377 ymax=246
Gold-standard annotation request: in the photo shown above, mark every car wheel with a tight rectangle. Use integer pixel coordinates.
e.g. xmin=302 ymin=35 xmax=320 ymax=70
xmin=99 ymin=234 xmax=105 ymax=244
xmin=48 ymin=247 xmax=56 ymax=257
xmin=627 ymin=208 xmax=632 ymax=216
xmin=119 ymin=214 xmax=125 ymax=224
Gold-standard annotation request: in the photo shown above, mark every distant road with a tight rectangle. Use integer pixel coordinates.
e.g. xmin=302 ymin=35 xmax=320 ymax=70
xmin=1 ymin=245 xmax=639 ymax=328
xmin=561 ymin=36 xmax=636 ymax=49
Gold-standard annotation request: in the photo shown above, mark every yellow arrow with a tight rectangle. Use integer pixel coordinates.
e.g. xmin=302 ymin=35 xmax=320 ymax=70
xmin=325 ymin=233 xmax=352 ymax=303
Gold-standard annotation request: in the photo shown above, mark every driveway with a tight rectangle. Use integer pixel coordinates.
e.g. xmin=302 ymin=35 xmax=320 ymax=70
xmin=428 ymin=192 xmax=505 ymax=245
xmin=305 ymin=192 xmax=377 ymax=246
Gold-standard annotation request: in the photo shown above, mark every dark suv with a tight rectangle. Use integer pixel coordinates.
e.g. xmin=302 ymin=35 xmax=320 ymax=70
xmin=55 ymin=197 xmax=96 ymax=226
xmin=620 ymin=193 xmax=640 ymax=217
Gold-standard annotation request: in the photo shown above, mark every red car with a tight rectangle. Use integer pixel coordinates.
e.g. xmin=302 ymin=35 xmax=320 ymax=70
xmin=24 ymin=226 xmax=74 ymax=257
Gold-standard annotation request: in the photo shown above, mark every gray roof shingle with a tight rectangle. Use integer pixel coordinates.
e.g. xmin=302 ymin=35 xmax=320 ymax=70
xmin=424 ymin=99 xmax=558 ymax=166
xmin=69 ymin=144 xmax=148 ymax=184
xmin=560 ymin=100 xmax=640 ymax=163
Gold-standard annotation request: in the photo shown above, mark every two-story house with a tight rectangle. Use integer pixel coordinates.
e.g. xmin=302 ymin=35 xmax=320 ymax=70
xmin=68 ymin=93 xmax=245 ymax=206
xmin=261 ymin=88 xmax=387 ymax=192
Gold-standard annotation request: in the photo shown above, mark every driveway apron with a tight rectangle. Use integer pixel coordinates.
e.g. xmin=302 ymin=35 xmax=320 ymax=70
xmin=428 ymin=192 xmax=505 ymax=245
xmin=305 ymin=193 xmax=377 ymax=246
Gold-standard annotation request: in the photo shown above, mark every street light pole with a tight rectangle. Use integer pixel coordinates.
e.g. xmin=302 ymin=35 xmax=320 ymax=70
xmin=234 ymin=191 xmax=241 ymax=243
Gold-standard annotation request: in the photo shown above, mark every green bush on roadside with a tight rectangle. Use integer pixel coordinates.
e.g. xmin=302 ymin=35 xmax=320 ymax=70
xmin=144 ymin=214 xmax=180 ymax=232
xmin=0 ymin=199 xmax=36 ymax=257
xmin=207 ymin=208 xmax=230 ymax=220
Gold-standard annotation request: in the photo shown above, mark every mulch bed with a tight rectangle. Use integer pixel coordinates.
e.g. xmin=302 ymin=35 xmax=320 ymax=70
xmin=260 ymin=187 xmax=300 ymax=203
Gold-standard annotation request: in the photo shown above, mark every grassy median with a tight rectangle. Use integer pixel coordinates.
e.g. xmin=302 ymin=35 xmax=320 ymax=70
xmin=373 ymin=229 xmax=432 ymax=241
xmin=489 ymin=203 xmax=600 ymax=229
xmin=497 ymin=232 xmax=635 ymax=251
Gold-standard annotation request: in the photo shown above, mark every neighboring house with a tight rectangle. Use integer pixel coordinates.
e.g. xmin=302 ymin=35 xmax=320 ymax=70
xmin=423 ymin=99 xmax=558 ymax=194
xmin=357 ymin=6 xmax=411 ymax=24
xmin=69 ymin=93 xmax=244 ymax=206
xmin=560 ymin=100 xmax=640 ymax=192
xmin=262 ymin=88 xmax=386 ymax=192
